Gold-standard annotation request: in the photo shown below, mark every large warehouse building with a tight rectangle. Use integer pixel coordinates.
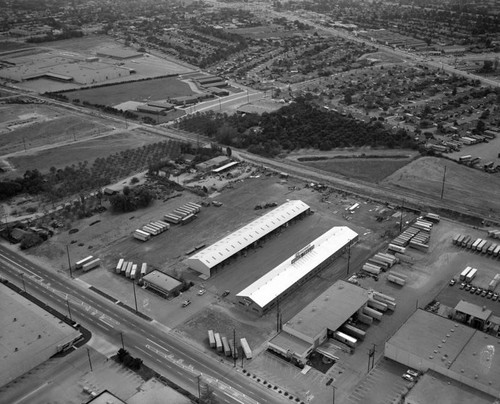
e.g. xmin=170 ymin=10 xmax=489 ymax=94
xmin=385 ymin=309 xmax=500 ymax=397
xmin=185 ymin=200 xmax=311 ymax=277
xmin=0 ymin=282 xmax=81 ymax=387
xmin=267 ymin=280 xmax=370 ymax=365
xmin=236 ymin=226 xmax=359 ymax=315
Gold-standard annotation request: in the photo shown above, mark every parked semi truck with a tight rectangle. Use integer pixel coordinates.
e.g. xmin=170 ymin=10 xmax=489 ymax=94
xmin=75 ymin=255 xmax=94 ymax=269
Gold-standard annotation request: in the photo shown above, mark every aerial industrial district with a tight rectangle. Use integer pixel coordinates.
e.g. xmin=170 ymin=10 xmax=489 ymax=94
xmin=1 ymin=1 xmax=500 ymax=404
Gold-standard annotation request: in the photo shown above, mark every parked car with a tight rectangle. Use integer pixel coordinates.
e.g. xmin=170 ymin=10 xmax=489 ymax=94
xmin=212 ymin=201 xmax=223 ymax=207
xmin=221 ymin=290 xmax=230 ymax=297
xmin=197 ymin=289 xmax=206 ymax=296
xmin=406 ymin=369 xmax=419 ymax=378
xmin=402 ymin=374 xmax=414 ymax=382
xmin=465 ymin=284 xmax=472 ymax=291
xmin=459 ymin=283 xmax=466 ymax=289
xmin=493 ymin=293 xmax=499 ymax=301
xmin=449 ymin=279 xmax=456 ymax=286
xmin=476 ymin=288 xmax=482 ymax=295
xmin=469 ymin=286 xmax=476 ymax=293
xmin=182 ymin=300 xmax=191 ymax=307
xmin=486 ymin=291 xmax=493 ymax=299
xmin=481 ymin=290 xmax=488 ymax=297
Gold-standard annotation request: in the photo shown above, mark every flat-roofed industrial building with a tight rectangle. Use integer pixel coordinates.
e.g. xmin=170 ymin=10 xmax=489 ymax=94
xmin=404 ymin=370 xmax=497 ymax=404
xmin=185 ymin=200 xmax=311 ymax=277
xmin=267 ymin=280 xmax=369 ymax=364
xmin=0 ymin=282 xmax=81 ymax=387
xmin=236 ymin=226 xmax=359 ymax=315
xmin=142 ymin=270 xmax=182 ymax=298
xmin=385 ymin=309 xmax=500 ymax=397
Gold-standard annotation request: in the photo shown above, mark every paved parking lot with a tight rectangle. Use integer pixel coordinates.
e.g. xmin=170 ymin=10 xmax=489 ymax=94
xmin=344 ymin=358 xmax=410 ymax=404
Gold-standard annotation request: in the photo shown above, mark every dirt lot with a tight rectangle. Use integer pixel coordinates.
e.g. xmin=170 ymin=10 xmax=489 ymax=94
xmin=3 ymin=128 xmax=167 ymax=177
xmin=382 ymin=156 xmax=500 ymax=220
xmin=64 ymin=77 xmax=194 ymax=106
xmin=0 ymin=104 xmax=109 ymax=156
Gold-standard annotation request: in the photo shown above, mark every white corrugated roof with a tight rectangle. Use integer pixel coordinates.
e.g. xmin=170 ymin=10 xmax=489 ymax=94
xmin=237 ymin=226 xmax=358 ymax=308
xmin=187 ymin=200 xmax=310 ymax=270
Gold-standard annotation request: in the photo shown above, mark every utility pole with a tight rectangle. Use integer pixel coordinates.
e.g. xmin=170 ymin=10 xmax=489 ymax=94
xmin=66 ymin=298 xmax=72 ymax=320
xmin=399 ymin=199 xmax=404 ymax=233
xmin=233 ymin=329 xmax=237 ymax=367
xmin=66 ymin=244 xmax=73 ymax=278
xmin=346 ymin=242 xmax=351 ymax=275
xmin=23 ymin=137 xmax=26 ymax=152
xmin=367 ymin=344 xmax=376 ymax=373
xmin=440 ymin=166 xmax=447 ymax=200
xmin=120 ymin=331 xmax=125 ymax=350
xmin=197 ymin=374 xmax=202 ymax=402
xmin=132 ymin=281 xmax=138 ymax=313
xmin=246 ymin=89 xmax=249 ymax=103
xmin=332 ymin=385 xmax=336 ymax=404
xmin=86 ymin=348 xmax=93 ymax=371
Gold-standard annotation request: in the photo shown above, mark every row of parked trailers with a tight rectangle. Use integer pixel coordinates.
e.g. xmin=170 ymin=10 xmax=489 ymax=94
xmin=75 ymin=255 xmax=101 ymax=272
xmin=134 ymin=220 xmax=170 ymax=242
xmin=362 ymin=252 xmax=400 ymax=275
xmin=115 ymin=258 xmax=148 ymax=280
xmin=207 ymin=330 xmax=252 ymax=359
xmin=452 ymin=234 xmax=500 ymax=257
xmin=163 ymin=202 xmax=201 ymax=225
xmin=334 ymin=292 xmax=397 ymax=348
xmin=487 ymin=229 xmax=500 ymax=240
xmin=391 ymin=219 xmax=434 ymax=252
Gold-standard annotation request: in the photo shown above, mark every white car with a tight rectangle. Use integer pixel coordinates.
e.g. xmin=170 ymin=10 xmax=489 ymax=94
xmin=197 ymin=289 xmax=206 ymax=296
xmin=406 ymin=369 xmax=419 ymax=378
xmin=402 ymin=373 xmax=415 ymax=382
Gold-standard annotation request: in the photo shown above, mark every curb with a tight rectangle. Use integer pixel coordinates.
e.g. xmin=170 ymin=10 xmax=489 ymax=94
xmin=240 ymin=369 xmax=306 ymax=404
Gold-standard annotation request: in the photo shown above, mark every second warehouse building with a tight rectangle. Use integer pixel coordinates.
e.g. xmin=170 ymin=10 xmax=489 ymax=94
xmin=236 ymin=226 xmax=359 ymax=315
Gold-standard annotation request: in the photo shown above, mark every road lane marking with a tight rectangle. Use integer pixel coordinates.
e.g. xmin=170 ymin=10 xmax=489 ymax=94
xmin=147 ymin=338 xmax=169 ymax=352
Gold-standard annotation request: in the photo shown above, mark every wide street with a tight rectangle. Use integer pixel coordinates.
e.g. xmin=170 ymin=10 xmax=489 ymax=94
xmin=0 ymin=244 xmax=287 ymax=404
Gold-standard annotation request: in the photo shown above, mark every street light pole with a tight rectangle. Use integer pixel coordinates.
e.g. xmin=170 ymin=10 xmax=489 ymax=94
xmin=132 ymin=281 xmax=138 ymax=313
xmin=86 ymin=348 xmax=93 ymax=371
xmin=20 ymin=273 xmax=26 ymax=293
xmin=66 ymin=298 xmax=72 ymax=320
xmin=332 ymin=385 xmax=336 ymax=404
xmin=120 ymin=331 xmax=125 ymax=350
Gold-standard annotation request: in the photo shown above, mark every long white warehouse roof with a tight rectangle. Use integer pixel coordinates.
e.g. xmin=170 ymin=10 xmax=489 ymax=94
xmin=186 ymin=200 xmax=310 ymax=272
xmin=237 ymin=226 xmax=358 ymax=309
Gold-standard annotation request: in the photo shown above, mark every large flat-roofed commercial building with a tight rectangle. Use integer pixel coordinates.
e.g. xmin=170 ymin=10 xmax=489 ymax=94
xmin=186 ymin=200 xmax=310 ymax=277
xmin=268 ymin=280 xmax=369 ymax=364
xmin=142 ymin=270 xmax=182 ymax=298
xmin=0 ymin=282 xmax=81 ymax=387
xmin=236 ymin=226 xmax=358 ymax=315
xmin=404 ymin=371 xmax=498 ymax=404
xmin=385 ymin=309 xmax=500 ymax=397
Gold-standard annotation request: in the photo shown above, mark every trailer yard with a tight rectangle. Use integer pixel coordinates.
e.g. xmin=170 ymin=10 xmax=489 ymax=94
xmin=14 ymin=159 xmax=500 ymax=403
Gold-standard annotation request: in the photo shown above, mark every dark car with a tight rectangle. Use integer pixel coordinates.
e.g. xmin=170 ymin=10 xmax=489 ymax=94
xmin=221 ymin=290 xmax=230 ymax=297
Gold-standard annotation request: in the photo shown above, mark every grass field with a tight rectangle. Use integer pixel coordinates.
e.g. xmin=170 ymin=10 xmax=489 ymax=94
xmin=5 ymin=129 xmax=167 ymax=175
xmin=296 ymin=155 xmax=415 ymax=183
xmin=65 ymin=77 xmax=194 ymax=106
xmin=382 ymin=156 xmax=500 ymax=219
xmin=0 ymin=41 xmax=31 ymax=52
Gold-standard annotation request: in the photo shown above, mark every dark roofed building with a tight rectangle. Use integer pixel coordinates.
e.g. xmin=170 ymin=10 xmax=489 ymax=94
xmin=142 ymin=270 xmax=182 ymax=298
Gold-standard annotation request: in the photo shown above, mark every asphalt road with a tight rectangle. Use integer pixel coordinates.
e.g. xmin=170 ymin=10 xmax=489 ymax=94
xmin=0 ymin=244 xmax=288 ymax=404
